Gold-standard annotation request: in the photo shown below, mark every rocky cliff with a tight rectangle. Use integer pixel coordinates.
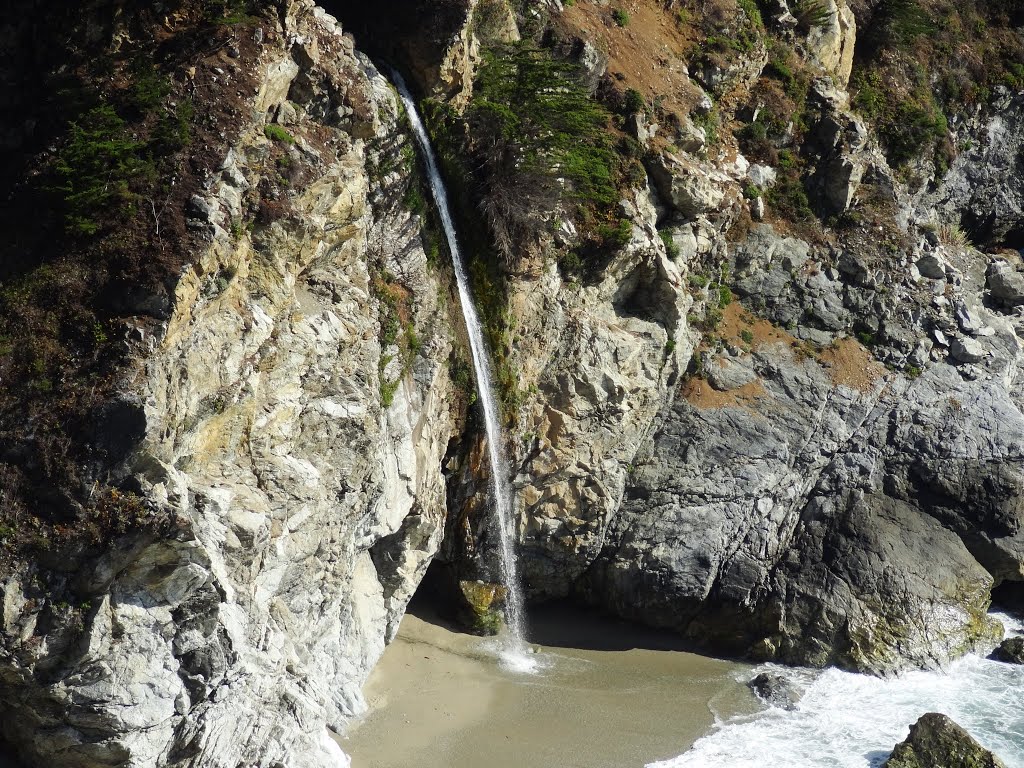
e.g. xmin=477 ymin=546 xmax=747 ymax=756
xmin=0 ymin=0 xmax=1023 ymax=765
xmin=1 ymin=3 xmax=460 ymax=765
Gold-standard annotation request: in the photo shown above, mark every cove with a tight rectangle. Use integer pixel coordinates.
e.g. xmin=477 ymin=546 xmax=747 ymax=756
xmin=341 ymin=602 xmax=757 ymax=768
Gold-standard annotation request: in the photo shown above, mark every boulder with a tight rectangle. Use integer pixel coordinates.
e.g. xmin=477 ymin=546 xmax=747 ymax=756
xmin=883 ymin=713 xmax=1007 ymax=768
xmin=748 ymin=672 xmax=802 ymax=710
xmin=988 ymin=262 xmax=1024 ymax=306
xmin=991 ymin=636 xmax=1024 ymax=664
xmin=916 ymin=253 xmax=947 ymax=280
xmin=949 ymin=337 xmax=988 ymax=364
xmin=748 ymin=164 xmax=778 ymax=190
xmin=707 ymin=357 xmax=758 ymax=391
xmin=647 ymin=153 xmax=729 ymax=219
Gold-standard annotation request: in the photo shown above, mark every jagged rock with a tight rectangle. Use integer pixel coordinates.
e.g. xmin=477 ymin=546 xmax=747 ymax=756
xmin=748 ymin=164 xmax=778 ymax=190
xmin=459 ymin=185 xmax=697 ymax=600
xmin=0 ymin=6 xmax=458 ymax=767
xmin=748 ymin=672 xmax=802 ymax=710
xmin=750 ymin=196 xmax=766 ymax=221
xmin=920 ymin=93 xmax=1024 ymax=248
xmin=949 ymin=337 xmax=988 ymax=364
xmin=707 ymin=356 xmax=758 ymax=391
xmin=991 ymin=636 xmax=1024 ymax=664
xmin=647 ymin=153 xmax=731 ymax=219
xmin=626 ymin=112 xmax=657 ymax=148
xmin=917 ymin=253 xmax=947 ymax=280
xmin=804 ymin=0 xmax=857 ymax=88
xmin=883 ymin=713 xmax=1007 ymax=768
xmin=988 ymin=261 xmax=1024 ymax=306
xmin=674 ymin=115 xmax=707 ymax=154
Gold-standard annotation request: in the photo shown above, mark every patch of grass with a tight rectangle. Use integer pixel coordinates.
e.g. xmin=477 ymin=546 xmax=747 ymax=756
xmin=612 ymin=8 xmax=630 ymax=26
xmin=264 ymin=123 xmax=295 ymax=144
xmin=622 ymin=87 xmax=645 ymax=115
xmin=659 ymin=229 xmax=680 ymax=259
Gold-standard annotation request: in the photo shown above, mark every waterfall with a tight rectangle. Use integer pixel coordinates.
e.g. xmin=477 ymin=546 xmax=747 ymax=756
xmin=390 ymin=72 xmax=532 ymax=669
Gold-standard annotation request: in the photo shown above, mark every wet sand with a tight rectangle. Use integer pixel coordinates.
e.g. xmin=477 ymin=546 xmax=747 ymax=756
xmin=341 ymin=604 xmax=758 ymax=768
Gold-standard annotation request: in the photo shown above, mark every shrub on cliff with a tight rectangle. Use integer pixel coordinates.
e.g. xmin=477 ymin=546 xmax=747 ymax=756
xmin=466 ymin=41 xmax=617 ymax=257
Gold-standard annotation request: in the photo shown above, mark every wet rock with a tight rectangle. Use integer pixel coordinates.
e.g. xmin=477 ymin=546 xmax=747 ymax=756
xmin=883 ymin=713 xmax=1007 ymax=768
xmin=457 ymin=580 xmax=507 ymax=635
xmin=991 ymin=636 xmax=1024 ymax=664
xmin=748 ymin=672 xmax=802 ymax=710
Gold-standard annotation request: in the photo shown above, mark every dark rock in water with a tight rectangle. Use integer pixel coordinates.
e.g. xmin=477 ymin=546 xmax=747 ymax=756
xmin=883 ymin=713 xmax=1006 ymax=768
xmin=990 ymin=636 xmax=1024 ymax=664
xmin=747 ymin=671 xmax=801 ymax=710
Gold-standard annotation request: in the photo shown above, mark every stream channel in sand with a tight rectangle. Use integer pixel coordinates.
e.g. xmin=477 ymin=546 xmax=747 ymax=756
xmin=341 ymin=603 xmax=758 ymax=768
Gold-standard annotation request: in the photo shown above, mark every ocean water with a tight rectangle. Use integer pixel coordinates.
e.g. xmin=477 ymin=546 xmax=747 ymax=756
xmin=651 ymin=614 xmax=1024 ymax=768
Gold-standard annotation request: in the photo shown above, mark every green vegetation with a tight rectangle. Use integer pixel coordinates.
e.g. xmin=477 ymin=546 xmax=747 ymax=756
xmin=766 ymin=172 xmax=814 ymax=222
xmin=204 ymin=0 xmax=259 ymax=24
xmin=659 ymin=229 xmax=680 ymax=259
xmin=850 ymin=1 xmax=1023 ymax=175
xmin=737 ymin=0 xmax=763 ymax=28
xmin=264 ymin=123 xmax=295 ymax=144
xmin=53 ymin=105 xmax=146 ymax=235
xmin=791 ymin=0 xmax=832 ymax=32
xmin=740 ymin=329 xmax=755 ymax=346
xmin=852 ymin=69 xmax=948 ymax=170
xmin=0 ymin=0 xmax=270 ymax=568
xmin=466 ymin=41 xmax=631 ymax=276
xmin=612 ymin=8 xmax=630 ymax=26
xmin=623 ymin=88 xmax=645 ymax=115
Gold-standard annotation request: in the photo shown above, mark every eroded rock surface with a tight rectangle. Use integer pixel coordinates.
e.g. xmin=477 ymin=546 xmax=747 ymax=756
xmin=0 ymin=4 xmax=458 ymax=766
xmin=883 ymin=713 xmax=1007 ymax=768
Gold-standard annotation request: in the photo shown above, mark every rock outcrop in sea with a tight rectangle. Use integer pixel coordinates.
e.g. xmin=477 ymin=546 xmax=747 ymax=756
xmin=883 ymin=713 xmax=1007 ymax=768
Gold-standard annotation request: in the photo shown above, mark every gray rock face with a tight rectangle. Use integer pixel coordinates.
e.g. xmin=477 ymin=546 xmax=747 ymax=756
xmin=989 ymin=260 xmax=1024 ymax=306
xmin=883 ymin=713 xmax=1007 ymax=768
xmin=921 ymin=92 xmax=1024 ymax=248
xmin=583 ymin=339 xmax=1011 ymax=672
xmin=0 ymin=6 xmax=457 ymax=767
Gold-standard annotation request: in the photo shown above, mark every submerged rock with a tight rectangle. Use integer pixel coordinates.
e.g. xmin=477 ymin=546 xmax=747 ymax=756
xmin=747 ymin=672 xmax=802 ymax=710
xmin=882 ymin=713 xmax=1007 ymax=768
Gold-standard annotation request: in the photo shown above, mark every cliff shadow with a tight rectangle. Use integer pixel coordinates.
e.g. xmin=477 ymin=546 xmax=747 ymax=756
xmin=524 ymin=600 xmax=693 ymax=653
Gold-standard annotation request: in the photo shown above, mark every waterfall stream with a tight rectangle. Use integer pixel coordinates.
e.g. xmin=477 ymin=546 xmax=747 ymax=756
xmin=390 ymin=72 xmax=532 ymax=670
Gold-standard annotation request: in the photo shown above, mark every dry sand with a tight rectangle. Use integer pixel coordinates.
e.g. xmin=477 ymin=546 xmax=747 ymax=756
xmin=340 ymin=604 xmax=758 ymax=768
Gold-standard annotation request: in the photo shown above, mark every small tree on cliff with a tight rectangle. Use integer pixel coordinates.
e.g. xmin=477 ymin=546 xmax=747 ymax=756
xmin=466 ymin=42 xmax=616 ymax=259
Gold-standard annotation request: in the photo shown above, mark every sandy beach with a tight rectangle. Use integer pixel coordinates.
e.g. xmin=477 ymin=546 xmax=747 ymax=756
xmin=341 ymin=603 xmax=758 ymax=768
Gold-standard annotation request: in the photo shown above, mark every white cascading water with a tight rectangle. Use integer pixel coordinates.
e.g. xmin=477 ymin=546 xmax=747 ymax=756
xmin=391 ymin=72 xmax=533 ymax=671
xmin=651 ymin=613 xmax=1024 ymax=768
